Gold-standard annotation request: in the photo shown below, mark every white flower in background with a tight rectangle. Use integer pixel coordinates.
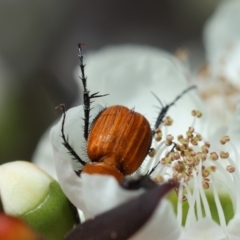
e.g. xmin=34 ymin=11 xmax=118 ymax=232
xmin=196 ymin=1 xmax=240 ymax=126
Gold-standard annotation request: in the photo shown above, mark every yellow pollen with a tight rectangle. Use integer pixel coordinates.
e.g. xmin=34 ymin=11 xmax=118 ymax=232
xmin=177 ymin=135 xmax=184 ymax=143
xmin=191 ymin=110 xmax=197 ymax=116
xmin=182 ymin=140 xmax=189 ymax=147
xmin=186 ymin=131 xmax=193 ymax=138
xmin=210 ymin=166 xmax=217 ymax=172
xmin=191 ymin=110 xmax=203 ymax=118
xmin=202 ymin=181 xmax=209 ymax=189
xmin=149 ymin=148 xmax=156 ymax=157
xmin=166 ymin=134 xmax=174 ymax=141
xmin=210 ymin=152 xmax=219 ymax=161
xmin=196 ymin=133 xmax=202 ymax=141
xmin=201 ymin=145 xmax=209 ymax=154
xmin=188 ymin=126 xmax=194 ymax=133
xmin=204 ymin=177 xmax=210 ymax=182
xmin=165 ymin=140 xmax=172 ymax=146
xmin=190 ymin=151 xmax=196 ymax=157
xmin=202 ymin=168 xmax=210 ymax=177
xmin=174 ymin=152 xmax=180 ymax=160
xmin=183 ymin=150 xmax=190 ymax=157
xmin=220 ymin=151 xmax=229 ymax=159
xmin=190 ymin=139 xmax=198 ymax=146
xmin=154 ymin=175 xmax=164 ymax=183
xmin=196 ymin=110 xmax=203 ymax=118
xmin=185 ymin=157 xmax=194 ymax=166
xmin=204 ymin=141 xmax=210 ymax=148
xmin=220 ymin=135 xmax=231 ymax=145
xmin=155 ymin=132 xmax=162 ymax=142
xmin=160 ymin=158 xmax=166 ymax=164
xmin=226 ymin=165 xmax=235 ymax=173
xmin=163 ymin=116 xmax=173 ymax=126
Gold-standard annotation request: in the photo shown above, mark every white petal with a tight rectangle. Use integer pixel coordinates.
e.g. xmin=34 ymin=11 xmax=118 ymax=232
xmin=81 ymin=173 xmax=144 ymax=217
xmin=227 ymin=96 xmax=240 ymax=146
xmin=75 ymin=45 xmax=207 ymax=137
xmin=50 ymin=104 xmax=103 ymax=213
xmin=33 ymin=128 xmax=57 ymax=179
xmin=182 ymin=217 xmax=226 ymax=240
xmin=227 ymin=216 xmax=240 ymax=240
xmin=204 ymin=1 xmax=240 ymax=87
xmin=81 ymin=174 xmax=182 ymax=240
xmin=131 ymin=199 xmax=183 ymax=240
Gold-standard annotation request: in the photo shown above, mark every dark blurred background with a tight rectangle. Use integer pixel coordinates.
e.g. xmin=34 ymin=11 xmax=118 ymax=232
xmin=0 ymin=0 xmax=221 ymax=163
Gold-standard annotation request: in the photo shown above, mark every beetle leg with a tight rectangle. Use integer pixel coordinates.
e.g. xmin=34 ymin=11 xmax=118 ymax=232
xmin=78 ymin=44 xmax=108 ymax=141
xmin=56 ymin=104 xmax=87 ymax=166
xmin=151 ymin=85 xmax=196 ymax=137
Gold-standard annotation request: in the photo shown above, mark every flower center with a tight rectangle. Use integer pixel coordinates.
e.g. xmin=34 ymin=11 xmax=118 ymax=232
xmin=146 ymin=109 xmax=239 ymax=229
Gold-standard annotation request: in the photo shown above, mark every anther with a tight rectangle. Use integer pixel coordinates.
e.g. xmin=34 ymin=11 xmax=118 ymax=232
xmin=190 ymin=139 xmax=198 ymax=146
xmin=202 ymin=181 xmax=209 ymax=189
xmin=163 ymin=116 xmax=173 ymax=126
xmin=196 ymin=133 xmax=202 ymax=141
xmin=210 ymin=152 xmax=219 ymax=161
xmin=191 ymin=110 xmax=197 ymax=116
xmin=210 ymin=166 xmax=217 ymax=172
xmin=166 ymin=134 xmax=174 ymax=141
xmin=196 ymin=110 xmax=203 ymax=118
xmin=154 ymin=175 xmax=164 ymax=183
xmin=148 ymin=148 xmax=156 ymax=158
xmin=155 ymin=128 xmax=162 ymax=141
xmin=220 ymin=136 xmax=230 ymax=145
xmin=191 ymin=110 xmax=202 ymax=118
xmin=188 ymin=126 xmax=194 ymax=133
xmin=177 ymin=135 xmax=184 ymax=143
xmin=220 ymin=151 xmax=229 ymax=159
xmin=202 ymin=168 xmax=210 ymax=177
xmin=174 ymin=152 xmax=181 ymax=160
xmin=226 ymin=165 xmax=235 ymax=173
xmin=204 ymin=141 xmax=210 ymax=148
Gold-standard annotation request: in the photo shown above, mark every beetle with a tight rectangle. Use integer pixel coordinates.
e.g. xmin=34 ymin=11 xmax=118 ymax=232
xmin=58 ymin=44 xmax=195 ymax=182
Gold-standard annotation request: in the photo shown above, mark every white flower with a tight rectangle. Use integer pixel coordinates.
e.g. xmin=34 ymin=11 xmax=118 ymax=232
xmin=33 ymin=45 xmax=206 ymax=178
xmin=48 ymin=39 xmax=240 ymax=239
xmin=196 ymin=1 xmax=240 ymax=126
xmin=49 ymin=46 xmax=205 ymax=238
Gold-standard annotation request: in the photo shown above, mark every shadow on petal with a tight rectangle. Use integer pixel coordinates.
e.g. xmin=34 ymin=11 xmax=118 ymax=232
xmin=65 ymin=183 xmax=175 ymax=240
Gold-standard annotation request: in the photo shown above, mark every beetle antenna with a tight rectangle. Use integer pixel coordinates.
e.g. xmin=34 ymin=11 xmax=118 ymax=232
xmin=78 ymin=43 xmax=108 ymax=141
xmin=151 ymin=85 xmax=196 ymax=136
xmin=56 ymin=104 xmax=87 ymax=166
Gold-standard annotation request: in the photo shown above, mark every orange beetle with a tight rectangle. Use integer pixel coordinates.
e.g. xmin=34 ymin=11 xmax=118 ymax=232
xmin=59 ymin=44 xmax=195 ymax=181
xmin=84 ymin=105 xmax=152 ymax=181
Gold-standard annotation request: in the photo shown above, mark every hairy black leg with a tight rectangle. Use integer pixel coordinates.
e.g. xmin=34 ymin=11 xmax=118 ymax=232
xmin=56 ymin=104 xmax=86 ymax=166
xmin=151 ymin=85 xmax=196 ymax=137
xmin=78 ymin=43 xmax=108 ymax=140
xmin=147 ymin=86 xmax=196 ymax=176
